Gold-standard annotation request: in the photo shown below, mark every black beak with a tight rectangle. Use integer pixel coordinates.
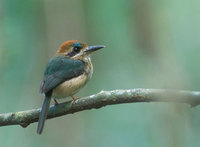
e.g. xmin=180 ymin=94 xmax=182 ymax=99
xmin=85 ymin=45 xmax=105 ymax=53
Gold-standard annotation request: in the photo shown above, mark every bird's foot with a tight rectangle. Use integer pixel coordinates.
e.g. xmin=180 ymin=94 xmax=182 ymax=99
xmin=54 ymin=99 xmax=59 ymax=106
xmin=70 ymin=95 xmax=79 ymax=106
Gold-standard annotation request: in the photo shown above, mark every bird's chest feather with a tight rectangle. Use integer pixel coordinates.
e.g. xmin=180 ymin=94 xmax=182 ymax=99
xmin=52 ymin=58 xmax=93 ymax=99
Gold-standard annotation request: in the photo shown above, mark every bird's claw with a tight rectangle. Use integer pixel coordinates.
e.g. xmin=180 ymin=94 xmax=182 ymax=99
xmin=54 ymin=99 xmax=59 ymax=106
xmin=70 ymin=95 xmax=79 ymax=106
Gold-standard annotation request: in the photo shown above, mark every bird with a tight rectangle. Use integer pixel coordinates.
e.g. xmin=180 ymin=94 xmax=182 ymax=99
xmin=37 ymin=40 xmax=104 ymax=134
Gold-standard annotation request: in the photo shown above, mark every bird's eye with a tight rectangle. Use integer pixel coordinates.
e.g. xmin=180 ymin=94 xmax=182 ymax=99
xmin=73 ymin=47 xmax=80 ymax=53
xmin=66 ymin=46 xmax=81 ymax=57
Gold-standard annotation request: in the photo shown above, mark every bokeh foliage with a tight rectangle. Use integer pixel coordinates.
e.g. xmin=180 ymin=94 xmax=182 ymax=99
xmin=0 ymin=0 xmax=200 ymax=146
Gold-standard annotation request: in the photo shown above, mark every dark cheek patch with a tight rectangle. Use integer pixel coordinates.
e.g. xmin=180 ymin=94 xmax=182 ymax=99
xmin=66 ymin=51 xmax=76 ymax=57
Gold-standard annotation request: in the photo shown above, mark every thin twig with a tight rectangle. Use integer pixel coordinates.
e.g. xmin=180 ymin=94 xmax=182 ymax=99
xmin=0 ymin=89 xmax=200 ymax=128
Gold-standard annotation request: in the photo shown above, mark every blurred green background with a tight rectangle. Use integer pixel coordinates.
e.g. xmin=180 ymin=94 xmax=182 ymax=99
xmin=1 ymin=0 xmax=200 ymax=147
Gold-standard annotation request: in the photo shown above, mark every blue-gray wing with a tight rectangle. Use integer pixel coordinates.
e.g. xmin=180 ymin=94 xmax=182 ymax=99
xmin=40 ymin=56 xmax=85 ymax=94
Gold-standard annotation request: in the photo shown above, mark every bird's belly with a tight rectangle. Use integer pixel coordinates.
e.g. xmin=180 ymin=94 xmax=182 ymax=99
xmin=52 ymin=73 xmax=89 ymax=99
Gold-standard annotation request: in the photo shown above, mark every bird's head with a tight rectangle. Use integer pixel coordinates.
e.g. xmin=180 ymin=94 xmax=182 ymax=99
xmin=56 ymin=40 xmax=104 ymax=60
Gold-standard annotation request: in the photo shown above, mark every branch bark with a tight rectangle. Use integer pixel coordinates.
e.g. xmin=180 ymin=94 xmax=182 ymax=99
xmin=0 ymin=89 xmax=200 ymax=128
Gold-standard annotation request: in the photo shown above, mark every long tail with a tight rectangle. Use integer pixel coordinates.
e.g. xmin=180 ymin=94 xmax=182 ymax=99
xmin=37 ymin=94 xmax=51 ymax=134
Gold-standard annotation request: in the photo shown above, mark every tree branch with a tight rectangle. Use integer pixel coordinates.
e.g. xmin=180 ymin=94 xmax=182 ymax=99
xmin=0 ymin=89 xmax=200 ymax=128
